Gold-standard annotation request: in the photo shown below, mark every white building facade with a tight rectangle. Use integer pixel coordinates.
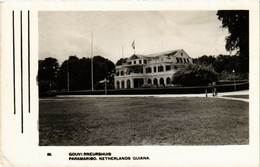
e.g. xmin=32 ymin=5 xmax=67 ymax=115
xmin=114 ymin=49 xmax=193 ymax=89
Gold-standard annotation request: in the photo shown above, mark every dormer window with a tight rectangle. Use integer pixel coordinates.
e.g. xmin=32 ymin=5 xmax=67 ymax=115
xmin=176 ymin=57 xmax=180 ymax=63
xmin=181 ymin=53 xmax=183 ymax=56
xmin=139 ymin=60 xmax=142 ymax=64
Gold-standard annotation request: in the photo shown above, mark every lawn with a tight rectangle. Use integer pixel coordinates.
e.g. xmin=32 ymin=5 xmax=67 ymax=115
xmin=39 ymin=97 xmax=248 ymax=146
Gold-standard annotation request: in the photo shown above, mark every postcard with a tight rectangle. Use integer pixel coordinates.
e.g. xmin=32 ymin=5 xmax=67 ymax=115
xmin=1 ymin=1 xmax=259 ymax=166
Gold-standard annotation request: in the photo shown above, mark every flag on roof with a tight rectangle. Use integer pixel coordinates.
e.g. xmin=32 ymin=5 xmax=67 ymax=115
xmin=132 ymin=40 xmax=135 ymax=49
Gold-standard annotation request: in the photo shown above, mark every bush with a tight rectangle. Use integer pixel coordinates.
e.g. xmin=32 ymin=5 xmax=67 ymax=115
xmin=172 ymin=64 xmax=218 ymax=86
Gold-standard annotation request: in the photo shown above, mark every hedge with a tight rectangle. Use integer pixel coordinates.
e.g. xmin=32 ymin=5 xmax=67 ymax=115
xmin=51 ymin=82 xmax=248 ymax=96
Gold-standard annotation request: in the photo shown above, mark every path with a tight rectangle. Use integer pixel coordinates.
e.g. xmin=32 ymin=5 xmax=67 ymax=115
xmin=215 ymin=90 xmax=249 ymax=102
xmin=54 ymin=90 xmax=249 ymax=102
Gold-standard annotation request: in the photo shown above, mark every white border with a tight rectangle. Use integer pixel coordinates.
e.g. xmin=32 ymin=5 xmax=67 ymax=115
xmin=1 ymin=1 xmax=259 ymax=167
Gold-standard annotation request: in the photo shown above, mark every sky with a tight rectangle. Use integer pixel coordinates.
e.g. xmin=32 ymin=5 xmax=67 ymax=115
xmin=39 ymin=11 xmax=230 ymax=64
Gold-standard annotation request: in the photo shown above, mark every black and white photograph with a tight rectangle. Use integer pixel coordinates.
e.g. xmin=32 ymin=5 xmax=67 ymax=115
xmin=38 ymin=11 xmax=249 ymax=146
xmin=0 ymin=1 xmax=259 ymax=167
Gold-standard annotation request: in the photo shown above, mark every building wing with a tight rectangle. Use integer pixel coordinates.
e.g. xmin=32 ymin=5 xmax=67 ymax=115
xmin=115 ymin=49 xmax=193 ymax=89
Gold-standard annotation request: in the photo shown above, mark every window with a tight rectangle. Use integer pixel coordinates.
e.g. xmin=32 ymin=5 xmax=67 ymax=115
xmin=158 ymin=66 xmax=164 ymax=72
xmin=160 ymin=78 xmax=164 ymax=85
xmin=116 ymin=81 xmax=120 ymax=89
xmin=174 ymin=66 xmax=177 ymax=69
xmin=183 ymin=58 xmax=186 ymax=63
xmin=153 ymin=66 xmax=157 ymax=73
xmin=146 ymin=67 xmax=152 ymax=73
xmin=187 ymin=59 xmax=190 ymax=63
xmin=144 ymin=60 xmax=147 ymax=64
xmin=126 ymin=70 xmax=130 ymax=75
xmin=153 ymin=78 xmax=158 ymax=85
xmin=127 ymin=80 xmax=131 ymax=88
xmin=166 ymin=65 xmax=171 ymax=71
xmin=140 ymin=68 xmax=143 ymax=73
xmin=121 ymin=81 xmax=125 ymax=89
xmin=181 ymin=53 xmax=183 ymax=56
xmin=180 ymin=58 xmax=183 ymax=64
xmin=176 ymin=57 xmax=180 ymax=63
xmin=134 ymin=61 xmax=136 ymax=64
xmin=139 ymin=60 xmax=142 ymax=64
xmin=120 ymin=71 xmax=124 ymax=76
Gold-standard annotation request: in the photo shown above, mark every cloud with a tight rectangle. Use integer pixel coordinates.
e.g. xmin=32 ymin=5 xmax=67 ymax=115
xmin=39 ymin=11 xmax=230 ymax=63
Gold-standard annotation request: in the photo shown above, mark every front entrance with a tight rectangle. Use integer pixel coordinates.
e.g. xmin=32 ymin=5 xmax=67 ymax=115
xmin=134 ymin=79 xmax=144 ymax=88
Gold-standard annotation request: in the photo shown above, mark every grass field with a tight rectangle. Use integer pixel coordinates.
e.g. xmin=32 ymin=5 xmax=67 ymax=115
xmin=39 ymin=97 xmax=248 ymax=146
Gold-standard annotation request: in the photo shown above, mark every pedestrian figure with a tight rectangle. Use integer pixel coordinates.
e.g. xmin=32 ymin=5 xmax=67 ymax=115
xmin=212 ymin=82 xmax=217 ymax=96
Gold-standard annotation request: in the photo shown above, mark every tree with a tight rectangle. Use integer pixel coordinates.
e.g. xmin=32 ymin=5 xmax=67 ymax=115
xmin=93 ymin=56 xmax=115 ymax=89
xmin=172 ymin=64 xmax=218 ymax=86
xmin=216 ymin=10 xmax=249 ymax=73
xmin=57 ymin=55 xmax=115 ymax=91
xmin=193 ymin=55 xmax=216 ymax=67
xmin=116 ymin=58 xmax=128 ymax=66
xmin=38 ymin=57 xmax=59 ymax=93
xmin=194 ymin=54 xmax=247 ymax=80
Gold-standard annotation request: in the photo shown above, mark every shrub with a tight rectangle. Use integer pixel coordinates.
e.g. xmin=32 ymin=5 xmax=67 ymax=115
xmin=172 ymin=64 xmax=218 ymax=86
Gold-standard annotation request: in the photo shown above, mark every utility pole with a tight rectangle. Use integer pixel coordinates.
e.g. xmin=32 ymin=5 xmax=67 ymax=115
xmin=91 ymin=33 xmax=94 ymax=91
xmin=105 ymin=78 xmax=107 ymax=95
xmin=122 ymin=45 xmax=125 ymax=89
xmin=67 ymin=60 xmax=70 ymax=92
xmin=232 ymin=69 xmax=236 ymax=91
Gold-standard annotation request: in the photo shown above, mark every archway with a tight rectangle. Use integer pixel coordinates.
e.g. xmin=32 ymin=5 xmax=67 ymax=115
xmin=121 ymin=81 xmax=125 ymax=89
xmin=160 ymin=78 xmax=164 ymax=85
xmin=153 ymin=78 xmax=158 ymax=86
xmin=147 ymin=79 xmax=152 ymax=84
xmin=127 ymin=79 xmax=131 ymax=88
xmin=166 ymin=77 xmax=171 ymax=84
xmin=116 ymin=81 xmax=120 ymax=89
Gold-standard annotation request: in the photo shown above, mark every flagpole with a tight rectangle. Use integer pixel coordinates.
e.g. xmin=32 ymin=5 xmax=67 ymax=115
xmin=91 ymin=32 xmax=94 ymax=91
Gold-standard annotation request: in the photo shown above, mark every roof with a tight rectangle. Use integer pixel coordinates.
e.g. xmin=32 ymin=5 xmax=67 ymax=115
xmin=129 ymin=49 xmax=182 ymax=60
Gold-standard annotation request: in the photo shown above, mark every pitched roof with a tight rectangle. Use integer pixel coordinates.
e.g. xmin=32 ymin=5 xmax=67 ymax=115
xmin=129 ymin=49 xmax=182 ymax=60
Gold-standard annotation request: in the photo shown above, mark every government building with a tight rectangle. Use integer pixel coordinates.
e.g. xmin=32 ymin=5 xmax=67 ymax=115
xmin=114 ymin=49 xmax=193 ymax=89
